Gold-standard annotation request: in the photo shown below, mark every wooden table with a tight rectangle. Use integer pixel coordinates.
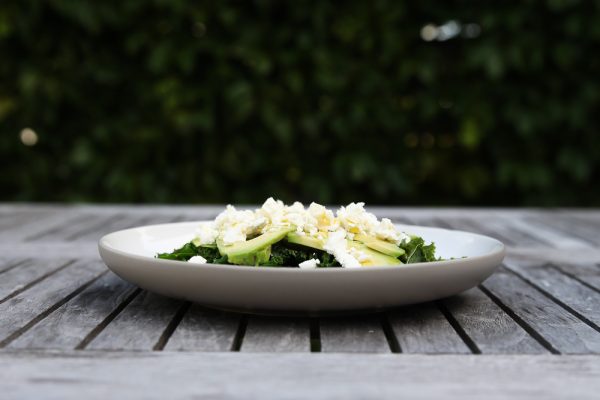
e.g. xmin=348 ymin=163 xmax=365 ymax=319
xmin=1 ymin=204 xmax=599 ymax=399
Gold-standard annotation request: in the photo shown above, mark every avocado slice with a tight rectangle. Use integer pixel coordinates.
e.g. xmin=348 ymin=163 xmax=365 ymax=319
xmin=347 ymin=241 xmax=402 ymax=266
xmin=217 ymin=226 xmax=294 ymax=265
xmin=353 ymin=233 xmax=405 ymax=258
xmin=286 ymin=232 xmax=324 ymax=250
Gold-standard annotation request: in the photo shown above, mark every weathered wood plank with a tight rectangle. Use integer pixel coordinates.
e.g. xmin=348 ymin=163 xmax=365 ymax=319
xmin=0 ymin=210 xmax=78 ymax=242
xmin=165 ymin=305 xmax=240 ymax=352
xmin=434 ymin=217 xmax=518 ymax=246
xmin=0 ymin=259 xmax=71 ymax=303
xmin=525 ymin=215 xmax=600 ymax=246
xmin=467 ymin=216 xmax=551 ymax=247
xmin=320 ymin=315 xmax=390 ymax=353
xmin=507 ymin=248 xmax=600 ymax=265
xmin=442 ymin=288 xmax=548 ymax=354
xmin=501 ymin=217 xmax=591 ymax=249
xmin=0 ymin=260 xmax=106 ymax=346
xmin=0 ymin=210 xmax=49 ymax=231
xmin=0 ymin=243 xmax=99 ymax=259
xmin=138 ymin=214 xmax=186 ymax=225
xmin=70 ymin=214 xmax=147 ymax=242
xmin=70 ymin=213 xmax=183 ymax=242
xmin=27 ymin=213 xmax=113 ymax=241
xmin=242 ymin=317 xmax=309 ymax=353
xmin=0 ymin=258 xmax=26 ymax=274
xmin=7 ymin=272 xmax=136 ymax=350
xmin=482 ymin=268 xmax=600 ymax=354
xmin=1 ymin=352 xmax=599 ymax=400
xmin=63 ymin=214 xmax=125 ymax=241
xmin=86 ymin=291 xmax=184 ymax=351
xmin=503 ymin=258 xmax=600 ymax=327
xmin=387 ymin=302 xmax=471 ymax=354
xmin=551 ymin=262 xmax=600 ymax=292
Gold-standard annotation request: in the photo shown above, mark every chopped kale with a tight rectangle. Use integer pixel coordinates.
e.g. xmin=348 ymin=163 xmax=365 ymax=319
xmin=259 ymin=242 xmax=341 ymax=267
xmin=157 ymin=241 xmax=227 ymax=263
xmin=260 ymin=242 xmax=319 ymax=266
xmin=318 ymin=252 xmax=341 ymax=268
xmin=399 ymin=236 xmax=438 ymax=264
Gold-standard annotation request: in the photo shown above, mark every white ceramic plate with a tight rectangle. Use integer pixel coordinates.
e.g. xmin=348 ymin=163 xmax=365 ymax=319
xmin=99 ymin=221 xmax=505 ymax=313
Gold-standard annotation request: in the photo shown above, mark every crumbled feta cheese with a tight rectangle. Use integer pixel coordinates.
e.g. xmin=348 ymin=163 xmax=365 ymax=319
xmin=308 ymin=202 xmax=338 ymax=232
xmin=188 ymin=255 xmax=207 ymax=264
xmin=298 ymin=258 xmax=320 ymax=269
xmin=214 ymin=204 xmax=265 ymax=244
xmin=195 ymin=222 xmax=219 ymax=245
xmin=375 ymin=218 xmax=410 ymax=245
xmin=323 ymin=229 xmax=361 ymax=268
xmin=337 ymin=202 xmax=379 ymax=235
xmin=221 ymin=226 xmax=246 ymax=245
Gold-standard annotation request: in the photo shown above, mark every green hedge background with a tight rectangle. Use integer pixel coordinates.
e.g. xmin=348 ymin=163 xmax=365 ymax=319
xmin=1 ymin=1 xmax=599 ymax=206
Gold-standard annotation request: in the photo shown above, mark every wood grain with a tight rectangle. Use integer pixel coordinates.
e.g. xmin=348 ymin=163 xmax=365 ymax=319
xmin=442 ymin=288 xmax=548 ymax=354
xmin=242 ymin=317 xmax=310 ymax=352
xmin=26 ymin=213 xmax=108 ymax=241
xmin=70 ymin=214 xmax=147 ymax=242
xmin=0 ymin=260 xmax=106 ymax=346
xmin=165 ymin=305 xmax=241 ymax=351
xmin=320 ymin=315 xmax=390 ymax=353
xmin=8 ymin=272 xmax=136 ymax=350
xmin=552 ymin=262 xmax=600 ymax=291
xmin=0 ymin=258 xmax=27 ymax=274
xmin=482 ymin=268 xmax=600 ymax=354
xmin=526 ymin=215 xmax=600 ymax=246
xmin=0 ymin=210 xmax=79 ymax=241
xmin=504 ymin=258 xmax=600 ymax=327
xmin=1 ymin=352 xmax=599 ymax=400
xmin=0 ymin=259 xmax=72 ymax=302
xmin=387 ymin=302 xmax=471 ymax=354
xmin=86 ymin=291 xmax=184 ymax=351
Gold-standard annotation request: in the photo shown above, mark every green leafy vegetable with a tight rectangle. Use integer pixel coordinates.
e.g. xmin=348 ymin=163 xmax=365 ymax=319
xmin=157 ymin=242 xmax=226 ymax=263
xmin=259 ymin=243 xmax=341 ymax=267
xmin=399 ymin=236 xmax=438 ymax=264
xmin=260 ymin=243 xmax=319 ymax=266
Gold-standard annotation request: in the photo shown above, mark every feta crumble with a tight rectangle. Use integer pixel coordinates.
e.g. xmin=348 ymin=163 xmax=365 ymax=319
xmin=298 ymin=258 xmax=320 ymax=269
xmin=195 ymin=222 xmax=219 ymax=245
xmin=323 ymin=230 xmax=361 ymax=268
xmin=188 ymin=255 xmax=207 ymax=264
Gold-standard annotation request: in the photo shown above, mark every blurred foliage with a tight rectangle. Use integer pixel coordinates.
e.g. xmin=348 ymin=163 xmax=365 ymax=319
xmin=1 ymin=0 xmax=599 ymax=206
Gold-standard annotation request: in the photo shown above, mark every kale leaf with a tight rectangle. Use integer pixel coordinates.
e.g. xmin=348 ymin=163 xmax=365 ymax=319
xmin=399 ymin=236 xmax=438 ymax=264
xmin=157 ymin=242 xmax=226 ymax=263
xmin=260 ymin=242 xmax=341 ymax=267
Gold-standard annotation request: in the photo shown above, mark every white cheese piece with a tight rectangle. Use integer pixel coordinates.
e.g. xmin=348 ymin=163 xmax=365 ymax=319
xmin=221 ymin=226 xmax=246 ymax=245
xmin=195 ymin=222 xmax=219 ymax=245
xmin=336 ymin=202 xmax=379 ymax=235
xmin=375 ymin=218 xmax=410 ymax=245
xmin=323 ymin=229 xmax=361 ymax=268
xmin=188 ymin=255 xmax=207 ymax=264
xmin=298 ymin=258 xmax=320 ymax=269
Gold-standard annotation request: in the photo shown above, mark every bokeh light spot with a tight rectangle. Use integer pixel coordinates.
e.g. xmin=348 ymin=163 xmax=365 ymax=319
xmin=20 ymin=128 xmax=38 ymax=146
xmin=420 ymin=24 xmax=438 ymax=41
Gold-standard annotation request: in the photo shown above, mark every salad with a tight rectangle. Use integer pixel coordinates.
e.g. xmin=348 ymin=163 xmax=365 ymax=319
xmin=157 ymin=198 xmax=439 ymax=268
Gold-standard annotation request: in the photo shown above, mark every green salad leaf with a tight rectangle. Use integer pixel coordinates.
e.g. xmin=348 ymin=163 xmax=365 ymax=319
xmin=259 ymin=243 xmax=340 ymax=267
xmin=399 ymin=236 xmax=438 ymax=264
xmin=157 ymin=242 xmax=226 ymax=263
